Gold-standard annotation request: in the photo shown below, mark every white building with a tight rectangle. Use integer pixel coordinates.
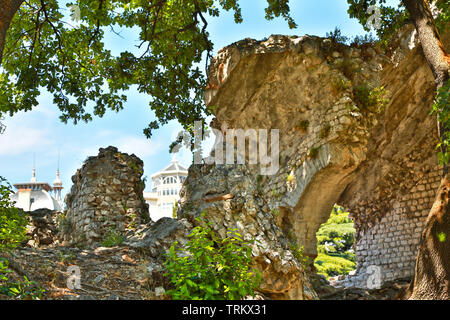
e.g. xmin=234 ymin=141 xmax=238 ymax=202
xmin=10 ymin=168 xmax=64 ymax=212
xmin=144 ymin=158 xmax=188 ymax=221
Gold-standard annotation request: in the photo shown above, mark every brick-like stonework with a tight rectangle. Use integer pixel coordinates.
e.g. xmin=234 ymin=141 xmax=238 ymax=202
xmin=342 ymin=165 xmax=442 ymax=288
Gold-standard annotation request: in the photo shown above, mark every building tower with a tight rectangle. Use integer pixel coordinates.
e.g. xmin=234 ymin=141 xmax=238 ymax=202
xmin=53 ymin=169 xmax=63 ymax=202
xmin=31 ymin=153 xmax=37 ymax=183
xmin=53 ymin=153 xmax=63 ymax=205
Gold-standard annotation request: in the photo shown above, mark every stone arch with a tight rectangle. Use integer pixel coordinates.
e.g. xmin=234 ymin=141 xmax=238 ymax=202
xmin=179 ymin=29 xmax=447 ymax=297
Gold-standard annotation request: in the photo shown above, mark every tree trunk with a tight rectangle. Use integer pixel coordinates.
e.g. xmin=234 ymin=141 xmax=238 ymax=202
xmin=400 ymin=0 xmax=450 ymax=300
xmin=0 ymin=0 xmax=24 ymax=63
xmin=403 ymin=0 xmax=449 ymax=88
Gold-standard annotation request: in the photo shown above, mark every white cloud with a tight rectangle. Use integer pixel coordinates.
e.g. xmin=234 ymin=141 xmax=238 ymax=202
xmin=0 ymin=123 xmax=51 ymax=155
xmin=115 ymin=136 xmax=164 ymax=158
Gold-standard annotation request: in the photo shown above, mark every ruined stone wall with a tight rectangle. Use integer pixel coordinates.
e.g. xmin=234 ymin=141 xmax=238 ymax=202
xmin=180 ymin=34 xmax=389 ymax=299
xmin=179 ymin=26 xmax=447 ymax=298
xmin=62 ymin=146 xmax=149 ymax=245
xmin=337 ymin=26 xmax=450 ymax=288
xmin=203 ymin=34 xmax=387 ymax=256
xmin=342 ymin=165 xmax=442 ymax=288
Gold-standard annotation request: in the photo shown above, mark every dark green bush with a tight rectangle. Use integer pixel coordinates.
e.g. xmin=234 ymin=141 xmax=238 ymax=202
xmin=164 ymin=215 xmax=261 ymax=300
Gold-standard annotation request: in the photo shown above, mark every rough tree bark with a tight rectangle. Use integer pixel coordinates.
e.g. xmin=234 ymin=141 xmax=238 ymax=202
xmin=400 ymin=0 xmax=450 ymax=300
xmin=0 ymin=0 xmax=24 ymax=63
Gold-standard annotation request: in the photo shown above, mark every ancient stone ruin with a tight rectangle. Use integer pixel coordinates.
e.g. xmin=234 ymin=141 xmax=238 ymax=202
xmin=61 ymin=146 xmax=149 ymax=245
xmin=178 ymin=26 xmax=448 ymax=297
xmin=8 ymin=26 xmax=447 ymax=301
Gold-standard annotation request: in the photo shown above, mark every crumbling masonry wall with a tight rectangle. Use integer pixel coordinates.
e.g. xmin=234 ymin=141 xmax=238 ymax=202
xmin=179 ymin=25 xmax=448 ymax=297
xmin=62 ymin=146 xmax=149 ymax=245
xmin=341 ymin=165 xmax=442 ymax=287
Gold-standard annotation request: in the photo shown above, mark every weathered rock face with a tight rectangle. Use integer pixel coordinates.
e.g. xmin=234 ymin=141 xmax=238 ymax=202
xmin=124 ymin=217 xmax=192 ymax=259
xmin=179 ymin=28 xmax=447 ymax=296
xmin=62 ymin=146 xmax=149 ymax=245
xmin=202 ymin=34 xmax=388 ymax=254
xmin=180 ymin=34 xmax=388 ymax=299
xmin=180 ymin=164 xmax=317 ymax=299
xmin=25 ymin=209 xmax=60 ymax=247
xmin=337 ymin=26 xmax=449 ymax=288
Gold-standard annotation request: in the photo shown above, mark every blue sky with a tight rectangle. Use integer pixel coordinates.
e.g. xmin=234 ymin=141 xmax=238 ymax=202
xmin=0 ymin=0 xmax=399 ymax=200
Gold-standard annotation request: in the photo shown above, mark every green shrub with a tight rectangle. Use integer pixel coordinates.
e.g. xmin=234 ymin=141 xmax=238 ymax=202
xmin=319 ymin=124 xmax=331 ymax=139
xmin=335 ymin=58 xmax=359 ymax=79
xmin=298 ymin=120 xmax=310 ymax=132
xmin=326 ymin=27 xmax=349 ymax=45
xmin=270 ymin=208 xmax=279 ymax=217
xmin=271 ymin=188 xmax=281 ymax=199
xmin=0 ymin=266 xmax=45 ymax=299
xmin=172 ymin=202 xmax=178 ymax=219
xmin=353 ymin=83 xmax=389 ymax=113
xmin=164 ymin=215 xmax=261 ymax=300
xmin=0 ymin=268 xmax=45 ymax=300
xmin=331 ymin=78 xmax=352 ymax=95
xmin=308 ymin=147 xmax=319 ymax=159
xmin=101 ymin=228 xmax=124 ymax=247
xmin=350 ymin=33 xmax=377 ymax=46
xmin=0 ymin=177 xmax=28 ymax=251
xmin=0 ymin=259 xmax=10 ymax=282
xmin=288 ymin=241 xmax=310 ymax=269
xmin=0 ymin=177 xmax=44 ymax=299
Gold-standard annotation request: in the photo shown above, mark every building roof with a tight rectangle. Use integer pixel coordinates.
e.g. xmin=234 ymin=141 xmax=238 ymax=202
xmin=13 ymin=182 xmax=52 ymax=192
xmin=151 ymin=158 xmax=188 ymax=178
xmin=10 ymin=189 xmax=62 ymax=212
xmin=11 ymin=167 xmax=64 ymax=212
